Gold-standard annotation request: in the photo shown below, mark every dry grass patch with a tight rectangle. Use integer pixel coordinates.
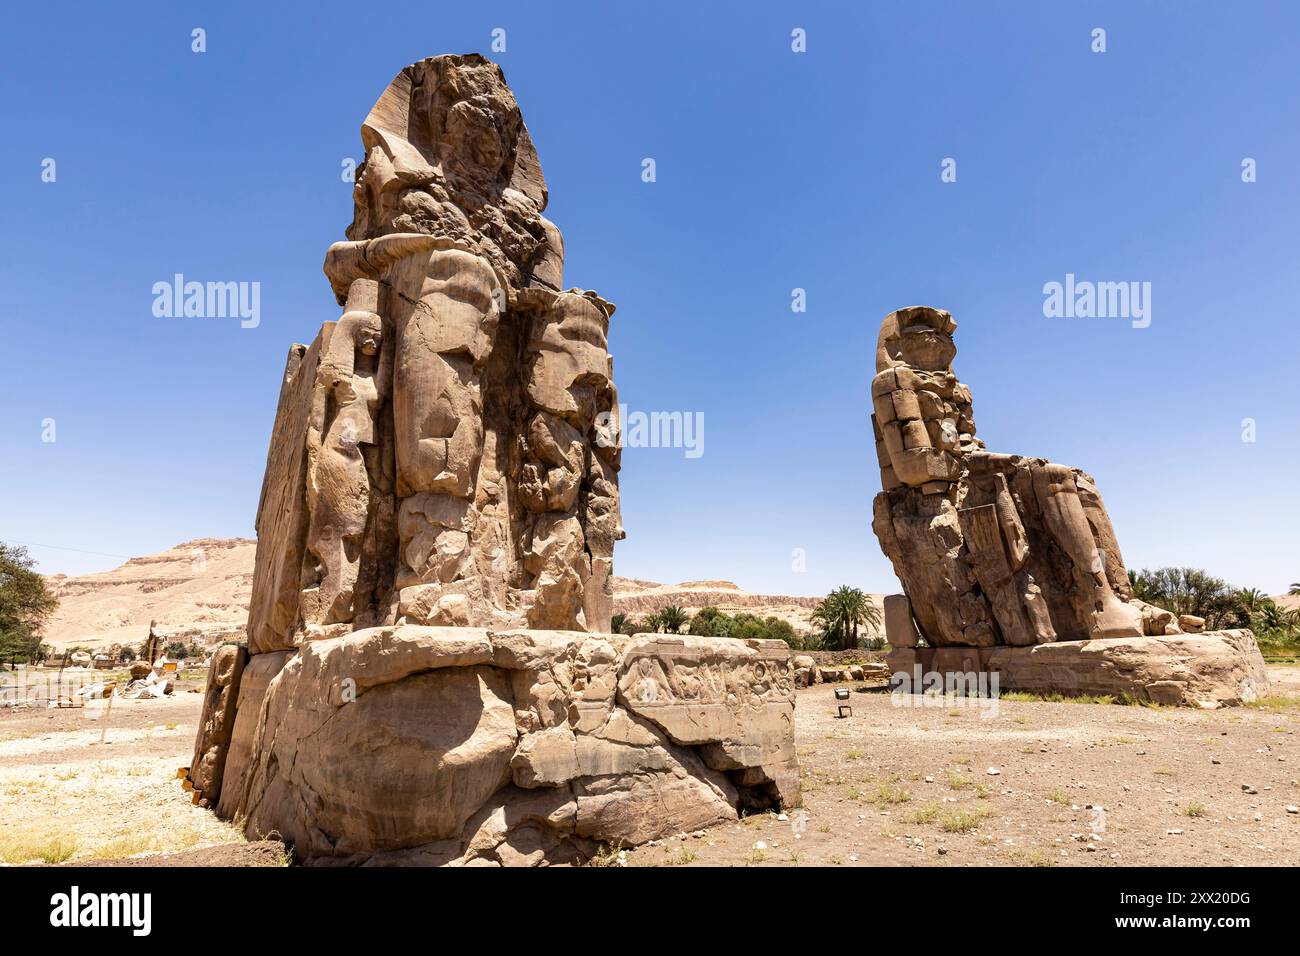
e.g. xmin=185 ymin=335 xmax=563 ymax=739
xmin=874 ymin=781 xmax=912 ymax=805
xmin=940 ymin=809 xmax=989 ymax=833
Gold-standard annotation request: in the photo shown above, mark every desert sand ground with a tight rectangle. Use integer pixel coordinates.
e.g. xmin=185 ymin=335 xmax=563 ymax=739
xmin=0 ymin=674 xmax=260 ymax=866
xmin=2 ymin=667 xmax=1297 ymax=867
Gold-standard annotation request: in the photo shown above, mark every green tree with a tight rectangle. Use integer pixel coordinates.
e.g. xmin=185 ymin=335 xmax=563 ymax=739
xmin=1238 ymin=588 xmax=1267 ymax=613
xmin=0 ymin=543 xmax=59 ymax=666
xmin=657 ymin=606 xmax=689 ymax=634
xmin=1255 ymin=599 xmax=1291 ymax=636
xmin=610 ymin=613 xmax=627 ymax=635
xmin=688 ymin=606 xmax=733 ymax=637
xmin=1289 ymin=582 xmax=1300 ymax=596
xmin=760 ymin=616 xmax=796 ymax=645
xmin=1126 ymin=568 xmax=1247 ymax=629
xmin=812 ymin=586 xmax=881 ymax=650
xmin=1128 ymin=568 xmax=1152 ymax=602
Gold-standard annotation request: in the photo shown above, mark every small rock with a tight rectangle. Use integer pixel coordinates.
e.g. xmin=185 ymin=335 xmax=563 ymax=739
xmin=986 ymin=767 xmax=1001 ymax=776
xmin=937 ymin=846 xmax=947 ymax=855
xmin=1166 ymin=829 xmax=1184 ymax=835
xmin=1211 ymin=758 xmax=1221 ymax=765
xmin=1285 ymin=806 xmax=1299 ymax=814
xmin=752 ymin=841 xmax=767 ymax=851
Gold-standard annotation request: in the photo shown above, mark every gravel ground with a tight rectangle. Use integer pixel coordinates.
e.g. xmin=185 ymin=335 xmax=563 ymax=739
xmin=623 ymin=666 xmax=1300 ymax=867
xmin=4 ymin=666 xmax=1297 ymax=867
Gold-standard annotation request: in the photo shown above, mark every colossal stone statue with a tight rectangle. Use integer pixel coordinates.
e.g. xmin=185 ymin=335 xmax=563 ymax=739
xmin=871 ymin=306 xmax=1268 ymax=706
xmin=189 ymin=55 xmax=798 ymax=866
xmin=246 ymin=54 xmax=623 ymax=650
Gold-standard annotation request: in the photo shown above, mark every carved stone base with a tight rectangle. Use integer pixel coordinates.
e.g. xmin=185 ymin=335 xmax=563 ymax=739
xmin=199 ymin=628 xmax=798 ymax=865
xmin=886 ymin=629 xmax=1269 ymax=708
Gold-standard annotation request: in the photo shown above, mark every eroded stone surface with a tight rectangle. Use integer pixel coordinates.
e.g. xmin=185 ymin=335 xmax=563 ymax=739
xmin=218 ymin=626 xmax=797 ymax=864
xmin=887 ymin=629 xmax=1268 ymax=708
xmin=196 ymin=54 xmax=796 ymax=865
xmin=188 ymin=644 xmax=246 ymax=805
xmin=871 ymin=306 xmax=1268 ymax=703
xmin=243 ymin=53 xmax=622 ymax=646
xmin=216 ymin=649 xmax=293 ymax=820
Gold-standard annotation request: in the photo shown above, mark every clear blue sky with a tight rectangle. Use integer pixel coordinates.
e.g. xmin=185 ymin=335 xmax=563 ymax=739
xmin=2 ymin=1 xmax=1297 ymax=598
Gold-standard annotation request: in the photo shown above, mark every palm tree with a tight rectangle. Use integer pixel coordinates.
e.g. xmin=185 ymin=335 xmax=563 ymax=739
xmin=657 ymin=606 xmax=689 ymax=634
xmin=1238 ymin=588 xmax=1267 ymax=612
xmin=1289 ymin=582 xmax=1300 ymax=596
xmin=835 ymin=586 xmax=880 ymax=647
xmin=1129 ymin=569 xmax=1152 ymax=602
xmin=1254 ymin=599 xmax=1290 ymax=636
xmin=811 ymin=599 xmax=843 ymax=648
xmin=643 ymin=612 xmax=663 ymax=633
xmin=610 ymin=613 xmax=627 ymax=635
xmin=812 ymin=586 xmax=881 ymax=650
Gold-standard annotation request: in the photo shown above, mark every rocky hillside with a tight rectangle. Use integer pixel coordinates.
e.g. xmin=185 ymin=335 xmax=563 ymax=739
xmin=42 ymin=538 xmax=256 ymax=651
xmin=610 ymin=577 xmax=831 ymax=632
xmin=41 ymin=539 xmax=848 ymax=648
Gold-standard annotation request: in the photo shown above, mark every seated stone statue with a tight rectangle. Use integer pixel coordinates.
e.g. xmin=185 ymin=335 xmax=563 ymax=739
xmin=871 ymin=305 xmax=1154 ymax=647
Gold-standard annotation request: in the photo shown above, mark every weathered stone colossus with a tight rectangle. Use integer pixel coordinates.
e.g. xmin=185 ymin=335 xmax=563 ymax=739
xmin=190 ymin=55 xmax=800 ymax=864
xmin=871 ymin=306 xmax=1268 ymax=706
xmin=247 ymin=53 xmax=622 ymax=654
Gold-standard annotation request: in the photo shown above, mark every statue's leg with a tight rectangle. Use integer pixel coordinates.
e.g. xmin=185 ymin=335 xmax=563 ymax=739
xmin=390 ymin=250 xmax=498 ymax=617
xmin=1031 ymin=462 xmax=1142 ymax=638
xmin=518 ymin=409 xmax=588 ymax=630
xmin=516 ymin=292 xmax=618 ymax=631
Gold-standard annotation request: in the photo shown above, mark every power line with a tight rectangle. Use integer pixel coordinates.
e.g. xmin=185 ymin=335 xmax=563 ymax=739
xmin=2 ymin=539 xmax=133 ymax=560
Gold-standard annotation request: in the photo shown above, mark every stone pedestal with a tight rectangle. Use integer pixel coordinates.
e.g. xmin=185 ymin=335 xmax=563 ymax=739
xmin=199 ymin=627 xmax=798 ymax=865
xmin=885 ymin=628 xmax=1269 ymax=708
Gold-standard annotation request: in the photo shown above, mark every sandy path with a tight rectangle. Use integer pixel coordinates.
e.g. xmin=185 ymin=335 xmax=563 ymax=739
xmin=0 ymin=689 xmax=246 ymax=864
